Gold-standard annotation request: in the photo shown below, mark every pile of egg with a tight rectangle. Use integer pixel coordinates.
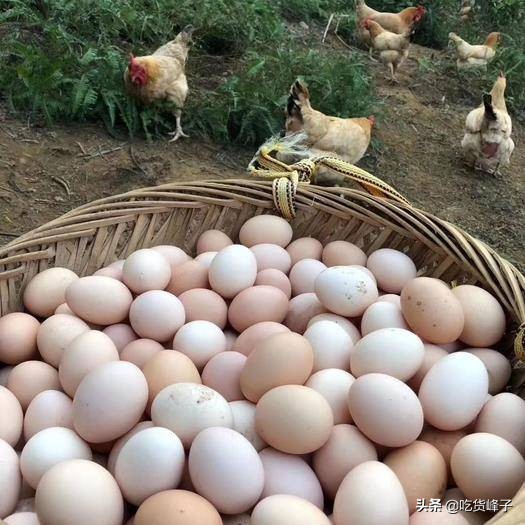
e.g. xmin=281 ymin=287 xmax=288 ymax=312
xmin=0 ymin=214 xmax=524 ymax=525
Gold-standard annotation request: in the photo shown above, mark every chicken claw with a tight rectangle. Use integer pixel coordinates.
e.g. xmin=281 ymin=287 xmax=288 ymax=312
xmin=168 ymin=129 xmax=189 ymax=142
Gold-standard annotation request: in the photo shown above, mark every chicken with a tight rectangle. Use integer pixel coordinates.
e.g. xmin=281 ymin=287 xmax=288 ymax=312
xmin=461 ymin=73 xmax=514 ymax=175
xmin=124 ymin=26 xmax=194 ymax=142
xmin=448 ymin=32 xmax=501 ymax=70
xmin=285 ymin=79 xmax=375 ymax=165
xmin=364 ymin=18 xmax=410 ymax=82
xmin=356 ymin=0 xmax=425 ymax=45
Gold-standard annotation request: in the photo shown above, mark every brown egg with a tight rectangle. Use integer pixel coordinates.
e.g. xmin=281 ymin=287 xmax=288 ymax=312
xmin=313 ymin=424 xmax=378 ymax=500
xmin=66 ymin=276 xmax=133 ymax=325
xmin=194 ymin=252 xmax=217 ymax=269
xmin=464 ymin=348 xmax=511 ymax=394
xmin=122 ymin=249 xmax=172 ymax=293
xmin=452 ymin=285 xmax=506 ymax=347
xmin=8 ymin=361 xmax=61 ymax=410
xmin=134 ymin=490 xmax=222 ymax=525
xmin=419 ymin=426 xmax=468 ymax=484
xmin=0 ymin=385 xmax=23 ymax=446
xmin=241 ymin=332 xmax=314 ymax=402
xmin=239 ymin=215 xmax=293 ymax=248
xmin=251 ymin=494 xmax=331 ymax=525
xmin=322 ymin=241 xmax=367 ymax=267
xmin=102 ymin=323 xmax=138 ymax=352
xmin=142 ymin=350 xmax=201 ymax=410
xmin=178 ymin=288 xmax=228 ymax=328
xmin=54 ymin=302 xmax=76 ymax=316
xmin=228 ymin=286 xmax=289 ymax=332
xmin=256 ymin=385 xmax=334 ymax=454
xmin=366 ymin=249 xmax=417 ymax=294
xmin=250 ymin=244 xmax=292 ymax=273
xmin=407 ymin=344 xmax=448 ymax=392
xmin=289 ymin=259 xmax=327 ymax=296
xmin=151 ymin=246 xmax=190 ymax=270
xmin=59 ymin=330 xmax=119 ymax=396
xmin=255 ymin=269 xmax=292 ymax=298
xmin=286 ymin=237 xmax=323 ymax=265
xmin=0 ymin=439 xmax=21 ymax=518
xmin=35 ymin=459 xmax=123 ymax=525
xmin=23 ymin=267 xmax=79 ymax=317
xmin=384 ymin=441 xmax=447 ymax=513
xmin=0 ymin=313 xmax=40 ymax=365
xmin=94 ymin=265 xmax=124 ymax=280
xmin=284 ymin=293 xmax=327 ymax=334
xmin=202 ymin=352 xmax=247 ymax=401
xmin=120 ymin=339 xmax=164 ymax=369
xmin=166 ymin=260 xmax=209 ymax=295
xmin=233 ymin=322 xmax=290 ymax=356
xmin=196 ymin=230 xmax=233 ymax=255
xmin=401 ymin=277 xmax=465 ymax=344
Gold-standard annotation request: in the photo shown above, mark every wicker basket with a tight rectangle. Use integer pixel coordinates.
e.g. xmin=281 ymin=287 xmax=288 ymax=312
xmin=0 ymin=178 xmax=524 ymax=523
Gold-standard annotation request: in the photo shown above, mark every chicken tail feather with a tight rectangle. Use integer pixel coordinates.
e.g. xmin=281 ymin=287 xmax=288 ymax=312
xmin=483 ymin=93 xmax=497 ymax=121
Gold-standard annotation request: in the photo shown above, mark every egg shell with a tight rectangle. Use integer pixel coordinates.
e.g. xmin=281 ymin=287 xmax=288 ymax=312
xmin=4 ymin=512 xmax=41 ymax=525
xmin=360 ymin=301 xmax=409 ymax=335
xmin=418 ymin=352 xmax=489 ymax=431
xmin=284 ymin=293 xmax=327 ymax=334
xmin=173 ymin=320 xmax=227 ymax=370
xmin=407 ymin=344 xmax=448 ymax=392
xmin=255 ymin=385 xmax=334 ymax=454
xmin=189 ymin=427 xmax=264 ymax=514
xmin=255 ymin=269 xmax=291 ymax=298
xmin=400 ymin=277 xmax=465 ymax=344
xmin=23 ymin=267 xmax=79 ymax=318
xmin=102 ymin=323 xmax=138 ymax=352
xmin=178 ymin=288 xmax=228 ymax=328
xmin=441 ymin=488 xmax=491 ymax=525
xmin=93 ymin=265 xmax=124 ymax=280
xmin=289 ymin=259 xmax=327 ymax=296
xmin=195 ymin=252 xmax=217 ymax=269
xmin=313 ymin=424 xmax=378 ymax=500
xmin=232 ymin=322 xmax=290 ymax=356
xmin=366 ymin=249 xmax=417 ymax=294
xmin=122 ymin=249 xmax=171 ymax=293
xmin=239 ymin=215 xmax=293 ymax=248
xmin=307 ymin=313 xmax=361 ymax=345
xmin=37 ymin=314 xmax=90 ymax=367
xmin=376 ymin=293 xmax=402 ymax=306
xmin=333 ymin=461 xmax=409 ymax=525
xmin=475 ymin=393 xmax=525 ymax=454
xmin=230 ymin=400 xmax=267 ymax=452
xmin=65 ymin=276 xmax=133 ymax=325
xmin=464 ymin=348 xmax=511 ymax=394
xmin=287 ymin=238 xmax=323 ymax=265
xmin=0 ymin=440 xmax=21 ymax=519
xmin=142 ymin=350 xmax=201 ymax=409
xmin=348 ymin=373 xmax=424 ymax=447
xmin=151 ymin=245 xmax=190 ymax=270
xmin=59 ymin=330 xmax=119 ymax=397
xmin=8 ymin=361 xmax=61 ymax=411
xmin=0 ymin=313 xmax=40 ymax=365
xmin=0 ymin=386 xmax=23 ymax=447
xmin=322 ymin=241 xmax=367 ymax=267
xmin=209 ymin=245 xmax=257 ymax=299
xmin=250 ymin=244 xmax=292 ymax=274
xmin=222 ymin=514 xmax=251 ymax=525
xmin=20 ymin=427 xmax=92 ymax=489
xmin=306 ymin=369 xmax=355 ymax=424
xmin=251 ymin=494 xmax=331 ymax=525
xmin=166 ymin=260 xmax=209 ymax=295
xmin=196 ymin=230 xmax=233 ymax=254
xmin=35 ymin=459 xmax=123 ymax=525
xmin=134 ymin=490 xmax=222 ymax=525
xmin=315 ymin=266 xmax=378 ymax=317
xmin=451 ymin=432 xmax=525 ymax=500
xmin=73 ymin=361 xmax=148 ymax=443
xmin=115 ymin=427 xmax=185 ymax=506
xmin=120 ymin=338 xmax=164 ymax=369
xmin=383 ymin=441 xmax=447 ymax=513
xmin=202 ymin=352 xmax=247 ymax=401
xmin=54 ymin=303 xmax=75 ymax=315
xmin=228 ymin=286 xmax=289 ymax=332
xmin=241 ymin=332 xmax=313 ymax=402
xmin=452 ymin=285 xmax=506 ymax=347
xmin=129 ymin=291 xmax=185 ymax=342
xmin=350 ymin=328 xmax=424 ymax=381
xmin=260 ymin=448 xmax=324 ymax=509
xmin=151 ymin=383 xmax=233 ymax=449
xmin=107 ymin=421 xmax=155 ymax=475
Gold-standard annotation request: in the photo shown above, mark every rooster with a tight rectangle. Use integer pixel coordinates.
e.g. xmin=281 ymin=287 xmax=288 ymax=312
xmin=461 ymin=73 xmax=514 ymax=175
xmin=448 ymin=32 xmax=501 ymax=70
xmin=356 ymin=1 xmax=426 ymax=46
xmin=363 ymin=18 xmax=410 ymax=82
xmin=124 ymin=26 xmax=194 ymax=142
xmin=285 ymin=79 xmax=374 ymax=165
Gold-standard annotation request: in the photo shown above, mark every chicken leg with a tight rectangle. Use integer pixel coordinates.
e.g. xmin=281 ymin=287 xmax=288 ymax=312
xmin=168 ymin=109 xmax=189 ymax=142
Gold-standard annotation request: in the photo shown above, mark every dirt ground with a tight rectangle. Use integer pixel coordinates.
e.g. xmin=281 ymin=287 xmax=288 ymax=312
xmin=0 ymin=44 xmax=523 ymax=272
